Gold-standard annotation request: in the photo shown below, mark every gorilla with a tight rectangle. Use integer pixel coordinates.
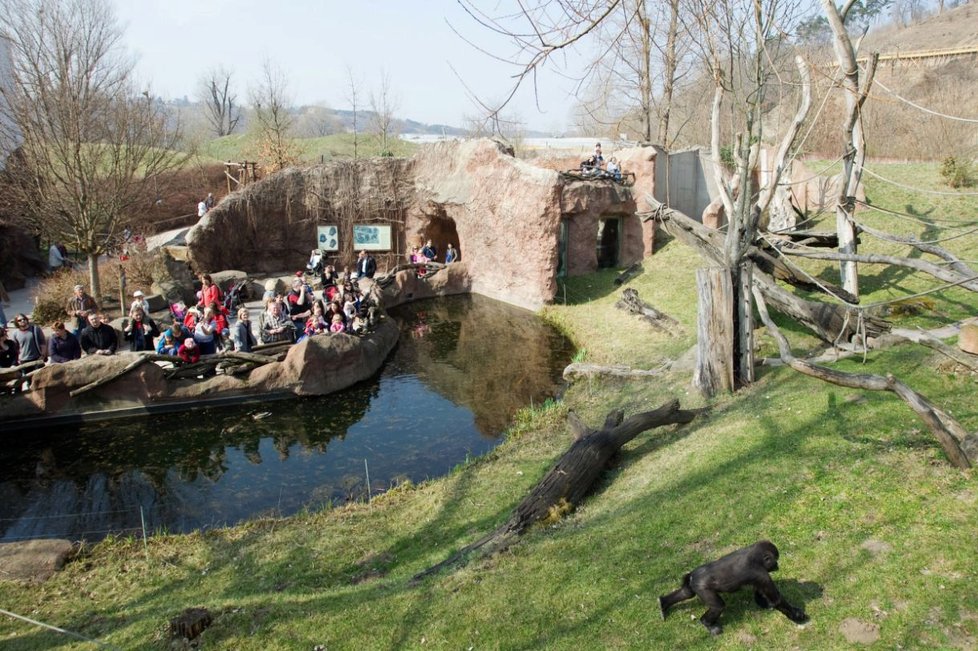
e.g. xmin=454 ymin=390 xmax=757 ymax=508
xmin=658 ymin=540 xmax=808 ymax=635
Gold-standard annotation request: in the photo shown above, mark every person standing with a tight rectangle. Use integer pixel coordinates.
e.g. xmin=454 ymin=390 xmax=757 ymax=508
xmin=48 ymin=321 xmax=81 ymax=363
xmin=197 ymin=274 xmax=222 ymax=309
xmin=197 ymin=198 xmax=207 ymax=218
xmin=204 ymin=192 xmax=216 ymax=211
xmin=48 ymin=242 xmax=66 ymax=273
xmin=444 ymin=243 xmax=458 ymax=264
xmin=356 ymin=250 xmax=377 ymax=279
xmin=66 ymin=284 xmax=98 ymax=335
xmin=10 ymin=314 xmax=47 ymax=365
xmin=123 ymin=307 xmax=160 ymax=352
xmin=232 ymin=307 xmax=257 ymax=352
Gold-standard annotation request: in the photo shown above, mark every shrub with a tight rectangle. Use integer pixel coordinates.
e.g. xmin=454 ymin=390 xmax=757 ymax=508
xmin=940 ymin=156 xmax=976 ymax=188
xmin=32 ymin=247 xmax=159 ymax=325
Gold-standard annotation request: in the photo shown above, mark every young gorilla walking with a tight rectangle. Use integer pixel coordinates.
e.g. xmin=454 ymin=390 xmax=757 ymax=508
xmin=658 ymin=540 xmax=808 ymax=635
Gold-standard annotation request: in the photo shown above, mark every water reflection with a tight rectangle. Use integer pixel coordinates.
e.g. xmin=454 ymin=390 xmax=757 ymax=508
xmin=0 ymin=295 xmax=574 ymax=541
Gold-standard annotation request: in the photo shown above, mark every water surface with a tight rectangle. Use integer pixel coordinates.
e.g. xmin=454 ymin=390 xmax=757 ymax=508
xmin=0 ymin=295 xmax=574 ymax=542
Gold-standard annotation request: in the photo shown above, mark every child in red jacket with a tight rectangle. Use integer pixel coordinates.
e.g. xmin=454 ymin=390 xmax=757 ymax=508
xmin=177 ymin=338 xmax=200 ymax=364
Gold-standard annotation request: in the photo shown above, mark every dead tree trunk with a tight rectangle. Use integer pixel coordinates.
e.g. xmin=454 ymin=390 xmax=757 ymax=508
xmin=753 ymin=286 xmax=975 ymax=469
xmin=695 ymin=269 xmax=735 ymax=396
xmin=411 ymin=400 xmax=700 ymax=583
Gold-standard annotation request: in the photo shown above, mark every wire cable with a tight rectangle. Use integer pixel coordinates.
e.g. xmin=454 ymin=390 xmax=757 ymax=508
xmin=872 ymin=77 xmax=978 ymax=123
xmin=0 ymin=608 xmax=121 ymax=650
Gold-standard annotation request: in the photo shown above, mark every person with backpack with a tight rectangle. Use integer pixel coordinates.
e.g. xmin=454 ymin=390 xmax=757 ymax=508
xmin=10 ymin=313 xmax=47 ymax=365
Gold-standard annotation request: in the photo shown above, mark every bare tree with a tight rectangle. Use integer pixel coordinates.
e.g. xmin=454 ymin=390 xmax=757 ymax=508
xmin=249 ymin=59 xmax=298 ymax=172
xmin=198 ymin=66 xmax=241 ymax=137
xmin=368 ymin=69 xmax=400 ymax=156
xmin=0 ymin=0 xmax=183 ymax=299
xmin=294 ymin=104 xmax=343 ymax=138
xmin=345 ymin=66 xmax=362 ymax=160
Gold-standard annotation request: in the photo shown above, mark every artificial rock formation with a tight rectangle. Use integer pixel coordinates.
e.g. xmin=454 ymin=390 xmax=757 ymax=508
xmin=186 ymin=139 xmax=648 ymax=311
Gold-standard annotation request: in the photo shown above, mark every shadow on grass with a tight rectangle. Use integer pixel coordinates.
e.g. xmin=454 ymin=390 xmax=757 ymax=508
xmin=28 ymin=383 xmax=921 ymax=650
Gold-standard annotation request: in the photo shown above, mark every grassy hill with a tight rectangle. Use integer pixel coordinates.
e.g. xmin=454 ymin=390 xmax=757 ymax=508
xmin=1 ymin=162 xmax=977 ymax=649
xmin=198 ymin=132 xmax=419 ymax=164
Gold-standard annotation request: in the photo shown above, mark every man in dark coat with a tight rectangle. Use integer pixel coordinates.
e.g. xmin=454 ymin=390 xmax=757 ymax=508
xmin=79 ymin=313 xmax=118 ymax=356
xmin=356 ymin=250 xmax=377 ymax=278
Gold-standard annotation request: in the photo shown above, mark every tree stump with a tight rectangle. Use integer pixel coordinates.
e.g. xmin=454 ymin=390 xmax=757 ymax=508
xmin=694 ymin=268 xmax=735 ymax=397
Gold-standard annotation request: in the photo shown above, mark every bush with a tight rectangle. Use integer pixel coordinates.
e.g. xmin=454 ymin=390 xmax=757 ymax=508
xmin=32 ymin=247 xmax=159 ymax=325
xmin=940 ymin=156 xmax=976 ymax=188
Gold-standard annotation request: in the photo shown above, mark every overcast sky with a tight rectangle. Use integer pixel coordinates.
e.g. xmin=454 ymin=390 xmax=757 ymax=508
xmin=112 ymin=0 xmax=584 ymax=132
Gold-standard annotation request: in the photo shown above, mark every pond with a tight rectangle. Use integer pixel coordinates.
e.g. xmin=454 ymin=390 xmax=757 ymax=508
xmin=0 ymin=295 xmax=575 ymax=542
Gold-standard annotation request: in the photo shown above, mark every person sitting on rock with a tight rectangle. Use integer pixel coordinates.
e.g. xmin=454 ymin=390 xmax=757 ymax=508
xmin=178 ymin=337 xmax=200 ymax=364
xmin=606 ymin=156 xmax=622 ymax=181
xmin=0 ymin=326 xmax=20 ymax=368
xmin=286 ymin=277 xmax=314 ymax=332
xmin=79 ymin=313 xmax=117 ymax=356
xmin=329 ymin=312 xmax=346 ymax=334
xmin=421 ymin=239 xmax=437 ymax=261
xmin=207 ymin=301 xmax=231 ymax=351
xmin=232 ymin=307 xmax=257 ymax=353
xmin=48 ymin=321 xmax=81 ymax=363
xmin=157 ymin=329 xmax=180 ymax=356
xmin=124 ymin=307 xmax=160 ymax=352
xmin=305 ymin=302 xmax=330 ymax=338
xmin=193 ymin=306 xmax=219 ymax=355
xmin=260 ymin=300 xmax=295 ymax=344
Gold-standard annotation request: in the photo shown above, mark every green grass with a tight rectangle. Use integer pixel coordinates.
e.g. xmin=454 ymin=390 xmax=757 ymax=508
xmin=2 ymin=161 xmax=978 ymax=649
xmin=198 ymin=132 xmax=418 ymax=164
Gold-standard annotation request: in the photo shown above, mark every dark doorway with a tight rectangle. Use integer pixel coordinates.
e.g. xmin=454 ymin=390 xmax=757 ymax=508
xmin=596 ymin=217 xmax=620 ymax=268
xmin=423 ymin=215 xmax=460 ymax=264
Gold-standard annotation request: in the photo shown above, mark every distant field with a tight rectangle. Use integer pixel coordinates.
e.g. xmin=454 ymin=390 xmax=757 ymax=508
xmin=198 ymin=132 xmax=419 ymax=163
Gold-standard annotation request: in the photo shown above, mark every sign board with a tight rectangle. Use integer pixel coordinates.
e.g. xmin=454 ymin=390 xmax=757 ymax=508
xmin=316 ymin=225 xmax=339 ymax=251
xmin=353 ymin=224 xmax=392 ymax=251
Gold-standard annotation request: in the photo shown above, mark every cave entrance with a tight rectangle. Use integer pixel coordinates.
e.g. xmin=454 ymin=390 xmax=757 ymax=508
xmin=596 ymin=217 xmax=620 ymax=268
xmin=422 ymin=215 xmax=460 ymax=263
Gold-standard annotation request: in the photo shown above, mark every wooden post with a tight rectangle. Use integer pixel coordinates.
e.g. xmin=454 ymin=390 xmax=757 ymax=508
xmin=119 ymin=266 xmax=127 ymax=319
xmin=736 ymin=261 xmax=755 ymax=386
xmin=694 ymin=267 xmax=735 ymax=397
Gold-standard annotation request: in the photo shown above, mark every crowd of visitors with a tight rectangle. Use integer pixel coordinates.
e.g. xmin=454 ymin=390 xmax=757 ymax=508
xmin=0 ymin=260 xmax=384 ymax=377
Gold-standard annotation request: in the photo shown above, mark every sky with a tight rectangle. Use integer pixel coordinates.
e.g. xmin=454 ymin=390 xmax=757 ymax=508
xmin=111 ymin=0 xmax=585 ymax=133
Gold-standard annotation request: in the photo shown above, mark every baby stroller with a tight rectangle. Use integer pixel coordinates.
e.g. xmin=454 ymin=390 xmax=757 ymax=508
xmin=306 ymin=249 xmax=324 ymax=276
xmin=223 ymin=279 xmax=249 ymax=313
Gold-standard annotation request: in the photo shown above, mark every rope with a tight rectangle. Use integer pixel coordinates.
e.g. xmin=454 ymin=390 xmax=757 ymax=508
xmin=853 ymin=199 xmax=978 ymax=226
xmin=853 ymin=213 xmax=978 ymax=244
xmin=0 ymin=608 xmax=121 ymax=650
xmin=862 ymin=166 xmax=978 ymax=197
xmin=872 ymin=77 xmax=978 ymax=123
xmin=776 ymin=153 xmax=847 ymax=187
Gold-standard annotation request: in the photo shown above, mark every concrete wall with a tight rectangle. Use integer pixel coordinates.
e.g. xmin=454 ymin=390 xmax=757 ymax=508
xmin=652 ymin=147 xmax=718 ymax=222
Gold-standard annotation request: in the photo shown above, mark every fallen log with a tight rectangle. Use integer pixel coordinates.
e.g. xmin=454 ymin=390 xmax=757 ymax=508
xmin=69 ymin=355 xmax=151 ymax=397
xmin=615 ymin=288 xmax=683 ymax=336
xmin=411 ymin=400 xmax=700 ymax=583
xmin=613 ymin=263 xmax=643 ymax=286
xmin=753 ymin=286 xmax=975 ymax=469
xmin=562 ymin=361 xmax=671 ymax=381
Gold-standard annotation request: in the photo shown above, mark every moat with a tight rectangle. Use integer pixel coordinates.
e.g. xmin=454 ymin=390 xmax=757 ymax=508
xmin=0 ymin=295 xmax=575 ymax=542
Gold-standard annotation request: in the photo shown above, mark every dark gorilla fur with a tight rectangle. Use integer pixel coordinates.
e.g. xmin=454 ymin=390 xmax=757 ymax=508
xmin=658 ymin=540 xmax=808 ymax=635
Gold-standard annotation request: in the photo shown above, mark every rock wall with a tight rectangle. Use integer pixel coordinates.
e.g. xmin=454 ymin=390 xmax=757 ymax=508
xmin=187 ymin=138 xmax=649 ymax=311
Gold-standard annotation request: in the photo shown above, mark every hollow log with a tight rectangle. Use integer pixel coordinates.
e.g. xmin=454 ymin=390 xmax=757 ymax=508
xmin=411 ymin=400 xmax=700 ymax=583
xmin=615 ymin=288 xmax=682 ymax=335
